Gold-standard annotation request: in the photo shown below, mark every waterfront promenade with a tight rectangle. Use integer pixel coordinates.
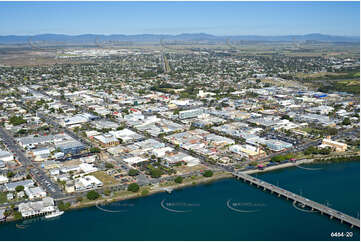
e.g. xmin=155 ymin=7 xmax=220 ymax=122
xmin=233 ymin=172 xmax=360 ymax=229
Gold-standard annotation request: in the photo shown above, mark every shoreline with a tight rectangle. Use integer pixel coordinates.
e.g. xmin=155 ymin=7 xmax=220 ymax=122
xmin=66 ymin=153 xmax=360 ymax=210
xmin=245 ymin=154 xmax=359 ymax=175
xmin=70 ymin=171 xmax=233 ymax=211
xmin=5 ymin=154 xmax=359 ymax=224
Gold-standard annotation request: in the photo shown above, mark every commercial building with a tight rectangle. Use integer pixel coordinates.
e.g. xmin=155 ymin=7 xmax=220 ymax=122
xmin=79 ymin=163 xmax=98 ymax=174
xmin=24 ymin=186 xmax=47 ymax=200
xmin=229 ymin=144 xmax=266 ymax=160
xmin=94 ymin=134 xmax=119 ymax=147
xmin=0 ymin=150 xmax=14 ymax=162
xmin=320 ymin=138 xmax=348 ymax=152
xmin=109 ymin=129 xmax=143 ymax=143
xmin=55 ymin=140 xmax=85 ymax=155
xmin=18 ymin=197 xmax=56 ymax=218
xmin=62 ymin=113 xmax=98 ymax=127
xmin=74 ymin=175 xmax=103 ymax=191
xmin=265 ymin=139 xmax=293 ymax=152
xmin=0 ymin=175 xmax=9 ymax=184
xmin=5 ymin=179 xmax=34 ymax=192
xmin=179 ymin=108 xmax=204 ymax=119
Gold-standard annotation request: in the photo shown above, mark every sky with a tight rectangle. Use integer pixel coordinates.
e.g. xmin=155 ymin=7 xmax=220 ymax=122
xmin=0 ymin=1 xmax=359 ymax=36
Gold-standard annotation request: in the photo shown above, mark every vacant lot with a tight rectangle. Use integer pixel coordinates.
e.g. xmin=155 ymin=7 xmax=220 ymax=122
xmin=90 ymin=171 xmax=118 ymax=186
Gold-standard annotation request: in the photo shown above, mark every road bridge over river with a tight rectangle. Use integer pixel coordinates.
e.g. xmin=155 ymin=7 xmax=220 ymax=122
xmin=233 ymin=172 xmax=360 ymax=229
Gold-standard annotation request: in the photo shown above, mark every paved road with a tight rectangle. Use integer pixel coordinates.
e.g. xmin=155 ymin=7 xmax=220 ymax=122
xmin=25 ymin=86 xmax=359 ymax=203
xmin=29 ymin=167 xmax=64 ymax=199
xmin=0 ymin=127 xmax=64 ymax=199
xmin=0 ymin=127 xmax=31 ymax=167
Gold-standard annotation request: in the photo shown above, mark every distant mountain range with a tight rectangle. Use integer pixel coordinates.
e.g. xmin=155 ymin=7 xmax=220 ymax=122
xmin=0 ymin=33 xmax=359 ymax=44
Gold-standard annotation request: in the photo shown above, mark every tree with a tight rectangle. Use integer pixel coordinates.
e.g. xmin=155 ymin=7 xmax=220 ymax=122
xmin=271 ymin=155 xmax=283 ymax=162
xmin=128 ymin=169 xmax=139 ymax=176
xmin=105 ymin=162 xmax=114 ymax=169
xmin=319 ymin=147 xmax=331 ymax=155
xmin=342 ymin=118 xmax=351 ymax=126
xmin=3 ymin=209 xmax=11 ymax=217
xmin=90 ymin=147 xmax=101 ymax=153
xmin=203 ymin=170 xmax=213 ymax=177
xmin=150 ymin=168 xmax=163 ymax=178
xmin=249 ymin=161 xmax=258 ymax=166
xmin=7 ymin=171 xmax=15 ymax=178
xmin=15 ymin=185 xmax=24 ymax=192
xmin=13 ymin=211 xmax=22 ymax=220
xmin=9 ymin=116 xmax=27 ymax=126
xmin=141 ymin=189 xmax=149 ymax=196
xmin=87 ymin=190 xmax=100 ymax=200
xmin=174 ymin=176 xmax=183 ymax=184
xmin=281 ymin=114 xmax=293 ymax=121
xmin=127 ymin=183 xmax=140 ymax=192
xmin=271 ymin=153 xmax=295 ymax=162
xmin=57 ymin=201 xmax=71 ymax=211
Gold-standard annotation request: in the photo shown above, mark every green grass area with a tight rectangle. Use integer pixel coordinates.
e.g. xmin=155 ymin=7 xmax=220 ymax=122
xmin=90 ymin=171 xmax=118 ymax=186
xmin=0 ymin=192 xmax=7 ymax=203
xmin=301 ymin=127 xmax=318 ymax=133
xmin=77 ymin=192 xmax=127 ymax=205
xmin=112 ymin=190 xmax=134 ymax=197
xmin=332 ymin=80 xmax=359 ymax=94
xmin=317 ymin=78 xmax=360 ymax=95
xmin=298 ymin=70 xmax=360 ymax=81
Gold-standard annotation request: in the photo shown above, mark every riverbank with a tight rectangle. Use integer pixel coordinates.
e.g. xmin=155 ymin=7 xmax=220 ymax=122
xmin=245 ymin=153 xmax=359 ymax=175
xmin=69 ymin=153 xmax=359 ymax=210
xmin=70 ymin=171 xmax=232 ymax=211
xmin=4 ymin=152 xmax=359 ymax=224
xmin=2 ymin=161 xmax=359 ymax=241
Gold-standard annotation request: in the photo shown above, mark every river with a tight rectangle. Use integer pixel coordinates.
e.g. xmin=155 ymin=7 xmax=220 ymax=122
xmin=1 ymin=161 xmax=359 ymax=241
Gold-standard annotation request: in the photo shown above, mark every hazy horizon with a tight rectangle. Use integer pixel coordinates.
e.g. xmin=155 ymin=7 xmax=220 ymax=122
xmin=0 ymin=32 xmax=360 ymax=37
xmin=0 ymin=1 xmax=359 ymax=36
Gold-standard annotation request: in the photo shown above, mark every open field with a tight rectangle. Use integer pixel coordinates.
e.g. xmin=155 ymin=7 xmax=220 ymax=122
xmin=0 ymin=41 xmax=359 ymax=66
xmin=296 ymin=72 xmax=349 ymax=79
xmin=90 ymin=171 xmax=118 ymax=186
xmin=0 ymin=192 xmax=7 ymax=203
xmin=318 ymin=78 xmax=360 ymax=95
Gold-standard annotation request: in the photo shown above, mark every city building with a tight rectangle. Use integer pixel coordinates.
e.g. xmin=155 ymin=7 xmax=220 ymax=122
xmin=320 ymin=137 xmax=348 ymax=152
xmin=179 ymin=108 xmax=204 ymax=119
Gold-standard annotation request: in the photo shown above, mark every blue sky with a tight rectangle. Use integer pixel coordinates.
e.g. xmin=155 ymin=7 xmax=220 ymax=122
xmin=0 ymin=1 xmax=359 ymax=36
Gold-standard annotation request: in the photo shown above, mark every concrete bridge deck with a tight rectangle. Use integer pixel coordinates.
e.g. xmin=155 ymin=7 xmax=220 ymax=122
xmin=233 ymin=172 xmax=360 ymax=229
